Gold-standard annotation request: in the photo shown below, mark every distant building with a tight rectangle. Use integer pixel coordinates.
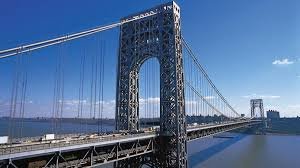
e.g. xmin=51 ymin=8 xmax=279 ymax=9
xmin=267 ymin=110 xmax=280 ymax=119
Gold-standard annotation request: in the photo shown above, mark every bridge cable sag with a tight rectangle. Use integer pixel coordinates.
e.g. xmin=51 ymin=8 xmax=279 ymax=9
xmin=181 ymin=36 xmax=240 ymax=118
xmin=0 ymin=12 xmax=158 ymax=59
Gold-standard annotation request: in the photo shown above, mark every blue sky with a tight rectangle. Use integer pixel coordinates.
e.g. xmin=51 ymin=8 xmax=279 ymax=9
xmin=0 ymin=0 xmax=299 ymax=118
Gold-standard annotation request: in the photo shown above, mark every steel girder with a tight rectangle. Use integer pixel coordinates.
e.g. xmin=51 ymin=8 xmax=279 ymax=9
xmin=0 ymin=138 xmax=156 ymax=168
xmin=187 ymin=121 xmax=261 ymax=141
xmin=115 ymin=2 xmax=187 ymax=167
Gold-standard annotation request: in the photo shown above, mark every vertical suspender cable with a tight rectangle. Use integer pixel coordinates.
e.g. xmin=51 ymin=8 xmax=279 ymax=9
xmin=77 ymin=49 xmax=83 ymax=132
xmin=102 ymin=41 xmax=105 ymax=132
xmin=10 ymin=57 xmax=21 ymax=140
xmin=97 ymin=36 xmax=101 ymax=134
xmin=93 ymin=38 xmax=98 ymax=121
xmin=80 ymin=52 xmax=86 ymax=133
xmin=88 ymin=45 xmax=95 ymax=133
xmin=52 ymin=53 xmax=58 ymax=134
xmin=60 ymin=42 xmax=65 ymax=135
xmin=19 ymin=55 xmax=28 ymax=138
xmin=101 ymin=41 xmax=105 ymax=133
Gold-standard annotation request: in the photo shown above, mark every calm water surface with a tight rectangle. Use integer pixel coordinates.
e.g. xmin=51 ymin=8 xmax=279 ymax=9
xmin=188 ymin=133 xmax=300 ymax=168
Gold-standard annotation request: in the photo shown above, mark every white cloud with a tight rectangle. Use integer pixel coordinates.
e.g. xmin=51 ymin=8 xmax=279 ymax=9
xmin=0 ymin=100 xmax=34 ymax=107
xmin=60 ymin=99 xmax=116 ymax=118
xmin=185 ymin=100 xmax=197 ymax=105
xmin=260 ymin=95 xmax=280 ymax=99
xmin=59 ymin=99 xmax=87 ymax=106
xmin=204 ymin=96 xmax=215 ymax=100
xmin=287 ymin=104 xmax=300 ymax=109
xmin=272 ymin=58 xmax=294 ymax=65
xmin=242 ymin=93 xmax=280 ymax=99
xmin=59 ymin=97 xmax=225 ymax=118
xmin=139 ymin=97 xmax=160 ymax=104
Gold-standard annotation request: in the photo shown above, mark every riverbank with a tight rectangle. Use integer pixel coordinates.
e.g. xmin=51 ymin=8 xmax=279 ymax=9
xmin=267 ymin=118 xmax=300 ymax=135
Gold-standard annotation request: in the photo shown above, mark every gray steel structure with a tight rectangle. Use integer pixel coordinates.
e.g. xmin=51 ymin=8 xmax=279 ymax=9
xmin=250 ymin=99 xmax=264 ymax=118
xmin=0 ymin=121 xmax=261 ymax=168
xmin=115 ymin=2 xmax=186 ymax=167
xmin=0 ymin=1 xmax=267 ymax=168
xmin=250 ymin=99 xmax=267 ymax=129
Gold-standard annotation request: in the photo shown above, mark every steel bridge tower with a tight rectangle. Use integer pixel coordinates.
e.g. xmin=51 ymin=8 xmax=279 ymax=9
xmin=115 ymin=1 xmax=187 ymax=167
xmin=250 ymin=99 xmax=264 ymax=118
xmin=250 ymin=99 xmax=267 ymax=130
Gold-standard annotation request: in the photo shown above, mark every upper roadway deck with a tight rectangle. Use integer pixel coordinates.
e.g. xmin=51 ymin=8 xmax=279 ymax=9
xmin=0 ymin=120 xmax=260 ymax=161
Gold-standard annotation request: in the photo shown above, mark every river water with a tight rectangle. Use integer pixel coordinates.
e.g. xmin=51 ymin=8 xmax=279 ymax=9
xmin=1 ymin=120 xmax=299 ymax=168
xmin=188 ymin=134 xmax=300 ymax=168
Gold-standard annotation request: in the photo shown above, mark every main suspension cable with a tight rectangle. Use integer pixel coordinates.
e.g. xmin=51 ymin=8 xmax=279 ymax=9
xmin=0 ymin=12 xmax=158 ymax=59
xmin=182 ymin=36 xmax=240 ymax=118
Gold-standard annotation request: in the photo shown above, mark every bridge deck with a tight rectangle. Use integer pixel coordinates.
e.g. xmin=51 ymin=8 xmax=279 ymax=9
xmin=0 ymin=120 xmax=260 ymax=162
xmin=0 ymin=133 xmax=157 ymax=160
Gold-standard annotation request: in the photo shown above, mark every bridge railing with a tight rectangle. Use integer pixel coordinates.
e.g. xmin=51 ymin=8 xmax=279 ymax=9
xmin=0 ymin=132 xmax=157 ymax=156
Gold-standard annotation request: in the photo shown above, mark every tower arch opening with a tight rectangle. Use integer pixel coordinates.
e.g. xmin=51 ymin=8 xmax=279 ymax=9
xmin=138 ymin=57 xmax=160 ymax=129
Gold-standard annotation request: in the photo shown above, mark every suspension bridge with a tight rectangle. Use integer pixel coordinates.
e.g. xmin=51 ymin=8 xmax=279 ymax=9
xmin=0 ymin=2 xmax=265 ymax=168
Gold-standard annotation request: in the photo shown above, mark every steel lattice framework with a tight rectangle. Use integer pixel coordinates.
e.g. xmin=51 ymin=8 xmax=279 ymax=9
xmin=115 ymin=2 xmax=187 ymax=167
xmin=0 ymin=1 xmax=265 ymax=168
xmin=250 ymin=99 xmax=264 ymax=118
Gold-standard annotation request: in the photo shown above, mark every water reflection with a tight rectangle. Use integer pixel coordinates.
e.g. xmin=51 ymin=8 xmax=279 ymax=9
xmin=188 ymin=134 xmax=300 ymax=168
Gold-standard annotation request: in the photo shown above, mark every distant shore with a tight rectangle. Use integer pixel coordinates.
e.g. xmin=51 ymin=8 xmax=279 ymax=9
xmin=265 ymin=132 xmax=300 ymax=136
xmin=266 ymin=118 xmax=300 ymax=135
xmin=2 ymin=117 xmax=300 ymax=135
xmin=0 ymin=117 xmax=115 ymax=125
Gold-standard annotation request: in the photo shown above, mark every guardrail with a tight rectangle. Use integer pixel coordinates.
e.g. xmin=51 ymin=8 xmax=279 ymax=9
xmin=0 ymin=132 xmax=156 ymax=156
xmin=0 ymin=120 xmax=260 ymax=157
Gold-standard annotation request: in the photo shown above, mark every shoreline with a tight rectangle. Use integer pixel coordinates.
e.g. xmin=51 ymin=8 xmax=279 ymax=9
xmin=265 ymin=132 xmax=300 ymax=136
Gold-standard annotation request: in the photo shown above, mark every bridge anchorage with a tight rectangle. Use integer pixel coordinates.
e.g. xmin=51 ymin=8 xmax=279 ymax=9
xmin=0 ymin=1 xmax=264 ymax=168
